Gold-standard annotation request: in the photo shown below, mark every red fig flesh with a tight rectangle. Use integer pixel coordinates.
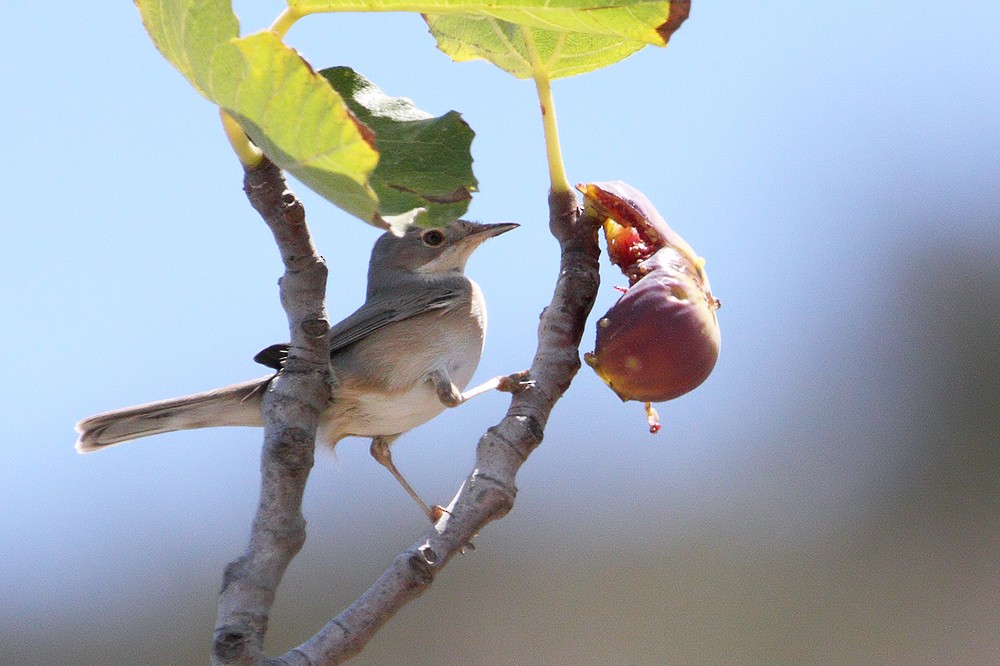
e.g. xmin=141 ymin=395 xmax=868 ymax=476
xmin=580 ymin=180 xmax=702 ymax=282
xmin=580 ymin=181 xmax=721 ymax=407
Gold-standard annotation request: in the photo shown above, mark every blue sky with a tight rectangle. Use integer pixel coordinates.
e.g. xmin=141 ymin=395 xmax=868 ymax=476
xmin=3 ymin=3 xmax=999 ymax=663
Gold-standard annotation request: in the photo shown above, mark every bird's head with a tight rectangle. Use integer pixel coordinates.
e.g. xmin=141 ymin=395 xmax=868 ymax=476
xmin=370 ymin=220 xmax=518 ymax=280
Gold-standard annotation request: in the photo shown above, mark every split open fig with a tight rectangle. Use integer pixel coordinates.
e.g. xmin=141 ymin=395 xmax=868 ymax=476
xmin=580 ymin=181 xmax=721 ymax=417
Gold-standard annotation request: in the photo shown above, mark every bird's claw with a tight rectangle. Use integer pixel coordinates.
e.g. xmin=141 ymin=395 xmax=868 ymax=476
xmin=429 ymin=505 xmax=451 ymax=523
xmin=498 ymin=370 xmax=534 ymax=394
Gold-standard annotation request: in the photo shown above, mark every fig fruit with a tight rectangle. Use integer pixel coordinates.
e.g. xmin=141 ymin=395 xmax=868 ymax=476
xmin=580 ymin=181 xmax=721 ymax=420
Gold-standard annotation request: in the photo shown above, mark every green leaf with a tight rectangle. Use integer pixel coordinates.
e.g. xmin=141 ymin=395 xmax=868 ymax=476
xmin=288 ymin=0 xmax=691 ymax=79
xmin=424 ymin=16 xmax=645 ymax=79
xmin=290 ymin=1 xmax=675 ymax=43
xmin=427 ymin=1 xmax=689 ymax=80
xmin=320 ymin=67 xmax=477 ymax=226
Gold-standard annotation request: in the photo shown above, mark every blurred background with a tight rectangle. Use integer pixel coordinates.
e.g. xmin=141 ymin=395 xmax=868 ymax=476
xmin=3 ymin=2 xmax=998 ymax=664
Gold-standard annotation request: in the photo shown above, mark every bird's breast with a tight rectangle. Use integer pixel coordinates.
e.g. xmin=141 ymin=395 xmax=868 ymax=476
xmin=320 ymin=286 xmax=487 ymax=443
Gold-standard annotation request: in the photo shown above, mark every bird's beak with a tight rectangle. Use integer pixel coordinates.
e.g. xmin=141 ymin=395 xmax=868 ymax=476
xmin=461 ymin=221 xmax=519 ymax=244
xmin=418 ymin=221 xmax=518 ymax=274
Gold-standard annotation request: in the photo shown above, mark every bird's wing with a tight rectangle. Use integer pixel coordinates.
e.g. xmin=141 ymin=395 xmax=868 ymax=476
xmin=326 ymin=283 xmax=463 ymax=354
xmin=252 ymin=281 xmax=467 ymax=368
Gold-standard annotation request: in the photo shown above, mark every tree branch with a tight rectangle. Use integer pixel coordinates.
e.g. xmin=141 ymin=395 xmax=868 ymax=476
xmin=212 ymin=159 xmax=332 ymax=666
xmin=210 ymin=168 xmax=599 ymax=664
xmin=271 ymin=188 xmax=601 ymax=664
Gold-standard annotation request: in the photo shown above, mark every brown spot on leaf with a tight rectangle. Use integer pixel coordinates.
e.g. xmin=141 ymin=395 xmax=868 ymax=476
xmin=387 ymin=184 xmax=472 ymax=205
xmin=345 ymin=109 xmax=376 ymax=149
xmin=656 ymin=0 xmax=691 ymax=44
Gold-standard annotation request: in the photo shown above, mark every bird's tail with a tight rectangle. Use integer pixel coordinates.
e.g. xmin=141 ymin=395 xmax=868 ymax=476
xmin=74 ymin=377 xmax=271 ymax=453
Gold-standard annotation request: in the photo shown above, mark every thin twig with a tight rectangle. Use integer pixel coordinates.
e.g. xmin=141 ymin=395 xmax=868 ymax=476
xmin=212 ymin=159 xmax=332 ymax=666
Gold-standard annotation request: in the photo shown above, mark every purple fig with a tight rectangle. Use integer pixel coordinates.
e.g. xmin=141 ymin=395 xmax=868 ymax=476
xmin=585 ymin=258 xmax=720 ymax=403
xmin=579 ymin=181 xmax=721 ymax=419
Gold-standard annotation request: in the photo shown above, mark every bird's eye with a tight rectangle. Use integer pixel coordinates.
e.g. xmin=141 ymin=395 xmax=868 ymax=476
xmin=421 ymin=229 xmax=446 ymax=247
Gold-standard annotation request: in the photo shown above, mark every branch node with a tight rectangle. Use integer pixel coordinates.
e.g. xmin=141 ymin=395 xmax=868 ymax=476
xmin=407 ymin=549 xmax=436 ymax=584
xmin=478 ymin=414 xmax=544 ymax=462
xmin=299 ymin=317 xmax=330 ymax=338
xmin=417 ymin=543 xmax=439 ymax=566
xmin=212 ymin=624 xmax=260 ymax=664
xmin=548 ymin=189 xmax=581 ymax=240
xmin=467 ymin=469 xmax=517 ymax=519
xmin=267 ymin=427 xmax=315 ymax=471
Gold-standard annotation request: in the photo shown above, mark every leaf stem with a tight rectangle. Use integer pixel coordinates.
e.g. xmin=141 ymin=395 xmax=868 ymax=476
xmin=219 ymin=109 xmax=263 ymax=168
xmin=269 ymin=7 xmax=303 ymax=39
xmin=532 ymin=73 xmax=571 ymax=194
xmin=521 ymin=29 xmax=572 ymax=195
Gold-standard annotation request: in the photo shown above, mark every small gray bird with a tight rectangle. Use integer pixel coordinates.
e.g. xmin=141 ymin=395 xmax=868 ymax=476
xmin=75 ymin=220 xmax=519 ymax=519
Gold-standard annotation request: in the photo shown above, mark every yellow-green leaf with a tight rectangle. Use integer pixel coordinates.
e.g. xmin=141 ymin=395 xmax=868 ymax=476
xmin=136 ymin=0 xmax=239 ymax=96
xmin=286 ymin=0 xmax=690 ymax=80
xmin=425 ymin=15 xmax=646 ymax=79
xmin=288 ymin=0 xmax=678 ymax=45
xmin=136 ymin=0 xmax=383 ymax=224
xmin=225 ymin=33 xmax=381 ymax=222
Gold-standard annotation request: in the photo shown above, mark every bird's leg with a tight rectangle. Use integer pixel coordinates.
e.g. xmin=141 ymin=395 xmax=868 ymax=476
xmin=370 ymin=435 xmax=444 ymax=522
xmin=429 ymin=369 xmax=533 ymax=407
xmin=429 ymin=369 xmax=464 ymax=407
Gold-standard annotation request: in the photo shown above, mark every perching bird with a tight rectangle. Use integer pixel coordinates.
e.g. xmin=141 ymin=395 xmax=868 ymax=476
xmin=75 ymin=220 xmax=520 ymax=519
